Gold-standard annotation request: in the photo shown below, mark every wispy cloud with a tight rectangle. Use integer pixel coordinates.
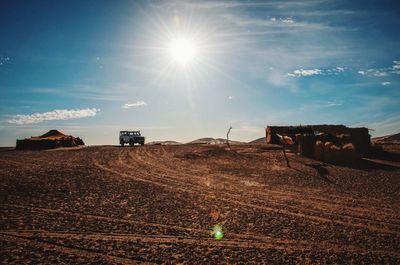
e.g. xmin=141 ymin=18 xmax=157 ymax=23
xmin=0 ymin=56 xmax=11 ymax=66
xmin=357 ymin=68 xmax=388 ymax=77
xmin=352 ymin=115 xmax=400 ymax=136
xmin=357 ymin=70 xmax=365 ymax=75
xmin=222 ymin=14 xmax=336 ymax=32
xmin=243 ymin=16 xmax=295 ymax=25
xmin=392 ymin=60 xmax=400 ymax=74
xmin=326 ymin=101 xmax=343 ymax=107
xmin=287 ymin=66 xmax=345 ymax=77
xmin=381 ymin=81 xmax=391 ymax=86
xmin=358 ymin=60 xmax=400 ymax=77
xmin=280 ymin=17 xmax=295 ymax=24
xmin=287 ymin=68 xmax=322 ymax=77
xmin=177 ymin=1 xmax=272 ymax=9
xmin=159 ymin=1 xmax=324 ymax=10
xmin=7 ymin=108 xmax=99 ymax=125
xmin=121 ymin=101 xmax=147 ymax=109
xmin=29 ymin=83 xmax=148 ymax=102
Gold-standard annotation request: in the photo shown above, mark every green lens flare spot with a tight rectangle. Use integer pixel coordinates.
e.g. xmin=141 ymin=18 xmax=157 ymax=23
xmin=212 ymin=224 xmax=224 ymax=240
xmin=214 ymin=230 xmax=223 ymax=240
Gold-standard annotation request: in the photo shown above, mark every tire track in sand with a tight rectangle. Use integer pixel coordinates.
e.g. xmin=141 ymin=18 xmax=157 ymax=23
xmin=142 ymin=146 xmax=399 ymax=216
xmin=0 ymin=233 xmax=139 ymax=264
xmin=2 ymin=230 xmax=399 ymax=258
xmin=93 ymin=148 xmax=400 ymax=235
xmin=123 ymin=147 xmax=400 ymax=233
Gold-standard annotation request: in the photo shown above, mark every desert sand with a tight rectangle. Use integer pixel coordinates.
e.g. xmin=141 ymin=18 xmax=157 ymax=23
xmin=0 ymin=143 xmax=399 ymax=264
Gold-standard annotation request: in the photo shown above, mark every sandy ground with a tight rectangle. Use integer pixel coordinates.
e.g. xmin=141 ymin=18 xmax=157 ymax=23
xmin=0 ymin=144 xmax=399 ymax=264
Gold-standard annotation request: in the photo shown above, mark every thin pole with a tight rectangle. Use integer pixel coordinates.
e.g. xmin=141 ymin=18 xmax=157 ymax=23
xmin=226 ymin=126 xmax=232 ymax=149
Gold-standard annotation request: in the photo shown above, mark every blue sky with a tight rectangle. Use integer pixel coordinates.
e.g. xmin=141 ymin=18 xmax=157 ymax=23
xmin=0 ymin=0 xmax=400 ymax=145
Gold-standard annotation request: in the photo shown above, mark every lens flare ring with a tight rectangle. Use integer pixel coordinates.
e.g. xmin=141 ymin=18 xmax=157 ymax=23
xmin=211 ymin=224 xmax=224 ymax=240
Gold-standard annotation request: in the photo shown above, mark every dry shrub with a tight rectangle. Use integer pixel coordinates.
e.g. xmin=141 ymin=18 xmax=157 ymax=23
xmin=314 ymin=140 xmax=324 ymax=161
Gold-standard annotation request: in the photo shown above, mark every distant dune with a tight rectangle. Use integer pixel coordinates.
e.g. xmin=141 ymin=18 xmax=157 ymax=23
xmin=188 ymin=138 xmax=244 ymax=145
xmin=372 ymin=133 xmax=400 ymax=142
xmin=248 ymin=137 xmax=266 ymax=144
xmin=146 ymin=140 xmax=182 ymax=145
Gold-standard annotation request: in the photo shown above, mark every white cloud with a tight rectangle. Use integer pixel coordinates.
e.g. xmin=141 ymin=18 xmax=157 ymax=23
xmin=280 ymin=17 xmax=295 ymax=24
xmin=287 ymin=66 xmax=347 ymax=77
xmin=0 ymin=56 xmax=11 ymax=66
xmin=381 ymin=81 xmax=391 ymax=86
xmin=264 ymin=16 xmax=295 ymax=24
xmin=228 ymin=95 xmax=233 ymax=100
xmin=326 ymin=101 xmax=343 ymax=107
xmin=121 ymin=100 xmax=147 ymax=109
xmin=392 ymin=60 xmax=400 ymax=74
xmin=220 ymin=13 xmax=340 ymax=33
xmin=325 ymin=67 xmax=345 ymax=75
xmin=288 ymin=68 xmax=322 ymax=77
xmin=358 ymin=61 xmax=400 ymax=77
xmin=369 ymin=69 xmax=387 ymax=77
xmin=162 ymin=1 xmax=321 ymax=10
xmin=358 ymin=68 xmax=388 ymax=77
xmin=295 ymin=69 xmax=322 ymax=76
xmin=7 ymin=108 xmax=99 ymax=125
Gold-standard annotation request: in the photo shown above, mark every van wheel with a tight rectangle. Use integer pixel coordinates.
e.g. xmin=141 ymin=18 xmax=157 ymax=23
xmin=120 ymin=142 xmax=124 ymax=147
xmin=129 ymin=140 xmax=134 ymax=146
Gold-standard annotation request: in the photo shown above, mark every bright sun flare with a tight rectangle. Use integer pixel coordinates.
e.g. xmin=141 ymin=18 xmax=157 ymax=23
xmin=168 ymin=37 xmax=197 ymax=65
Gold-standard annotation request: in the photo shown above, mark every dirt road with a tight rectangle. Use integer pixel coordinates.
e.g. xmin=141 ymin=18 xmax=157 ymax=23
xmin=1 ymin=145 xmax=399 ymax=264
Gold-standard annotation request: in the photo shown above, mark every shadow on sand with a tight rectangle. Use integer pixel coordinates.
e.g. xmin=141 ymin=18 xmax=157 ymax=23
xmin=364 ymin=149 xmax=400 ymax=163
xmin=351 ymin=158 xmax=400 ymax=170
xmin=291 ymin=163 xmax=338 ymax=185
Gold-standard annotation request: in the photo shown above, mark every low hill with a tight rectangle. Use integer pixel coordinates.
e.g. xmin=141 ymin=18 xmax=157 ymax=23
xmin=248 ymin=137 xmax=266 ymax=144
xmin=372 ymin=133 xmax=400 ymax=142
xmin=188 ymin=138 xmax=244 ymax=145
xmin=385 ymin=133 xmax=400 ymax=141
xmin=146 ymin=141 xmax=182 ymax=145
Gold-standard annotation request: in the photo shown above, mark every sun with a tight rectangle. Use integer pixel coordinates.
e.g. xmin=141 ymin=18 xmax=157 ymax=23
xmin=168 ymin=37 xmax=197 ymax=65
